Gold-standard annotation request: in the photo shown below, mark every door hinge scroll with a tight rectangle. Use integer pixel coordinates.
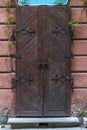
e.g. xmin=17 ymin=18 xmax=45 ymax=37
xmin=10 ymin=28 xmax=36 ymax=43
xmin=11 ymin=75 xmax=34 ymax=91
xmin=51 ymin=75 xmax=74 ymax=93
xmin=52 ymin=27 xmax=74 ymax=38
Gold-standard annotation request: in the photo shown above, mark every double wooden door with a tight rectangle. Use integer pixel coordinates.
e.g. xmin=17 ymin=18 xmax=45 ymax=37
xmin=15 ymin=6 xmax=72 ymax=117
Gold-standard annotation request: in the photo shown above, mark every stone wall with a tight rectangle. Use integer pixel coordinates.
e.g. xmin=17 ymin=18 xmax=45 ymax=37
xmin=0 ymin=0 xmax=87 ymax=123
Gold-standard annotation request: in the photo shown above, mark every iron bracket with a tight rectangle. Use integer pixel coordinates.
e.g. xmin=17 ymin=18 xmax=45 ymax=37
xmin=10 ymin=28 xmax=36 ymax=42
xmin=12 ymin=75 xmax=34 ymax=91
xmin=52 ymin=27 xmax=74 ymax=38
xmin=52 ymin=75 xmax=74 ymax=93
xmin=10 ymin=55 xmax=21 ymax=59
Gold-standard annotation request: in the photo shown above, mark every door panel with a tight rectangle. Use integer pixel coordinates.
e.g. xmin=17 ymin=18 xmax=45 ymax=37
xmin=16 ymin=6 xmax=43 ymax=116
xmin=15 ymin=6 xmax=71 ymax=117
xmin=43 ymin=6 xmax=71 ymax=116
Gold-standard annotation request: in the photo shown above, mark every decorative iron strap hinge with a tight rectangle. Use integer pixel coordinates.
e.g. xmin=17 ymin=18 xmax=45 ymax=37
xmin=51 ymin=75 xmax=74 ymax=93
xmin=12 ymin=75 xmax=34 ymax=91
xmin=10 ymin=28 xmax=36 ymax=42
xmin=10 ymin=55 xmax=21 ymax=59
xmin=52 ymin=27 xmax=74 ymax=38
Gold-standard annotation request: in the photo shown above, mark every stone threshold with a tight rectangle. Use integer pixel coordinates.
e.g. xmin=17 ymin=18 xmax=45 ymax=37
xmin=8 ymin=117 xmax=80 ymax=129
xmin=8 ymin=117 xmax=79 ymax=124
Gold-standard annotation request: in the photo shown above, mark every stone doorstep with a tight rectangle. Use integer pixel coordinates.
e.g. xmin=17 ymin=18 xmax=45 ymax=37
xmin=7 ymin=117 xmax=80 ymax=129
xmin=8 ymin=117 xmax=79 ymax=124
xmin=83 ymin=117 xmax=87 ymax=128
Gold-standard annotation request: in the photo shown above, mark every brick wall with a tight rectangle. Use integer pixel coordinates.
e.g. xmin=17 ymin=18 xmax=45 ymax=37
xmin=0 ymin=0 xmax=87 ymax=119
xmin=70 ymin=0 xmax=87 ymax=115
xmin=0 ymin=0 xmax=15 ymax=120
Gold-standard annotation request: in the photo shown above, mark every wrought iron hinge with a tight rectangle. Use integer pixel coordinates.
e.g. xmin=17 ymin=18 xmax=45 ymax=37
xmin=12 ymin=75 xmax=34 ymax=91
xmin=52 ymin=27 xmax=74 ymax=38
xmin=51 ymin=75 xmax=74 ymax=93
xmin=10 ymin=28 xmax=36 ymax=42
xmin=10 ymin=55 xmax=21 ymax=59
xmin=12 ymin=78 xmax=16 ymax=92
xmin=10 ymin=32 xmax=16 ymax=42
xmin=66 ymin=77 xmax=74 ymax=93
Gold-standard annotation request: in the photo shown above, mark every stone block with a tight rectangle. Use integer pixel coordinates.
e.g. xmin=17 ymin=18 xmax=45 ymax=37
xmin=72 ymin=56 xmax=87 ymax=72
xmin=72 ymin=40 xmax=87 ymax=55
xmin=8 ymin=117 xmax=80 ymax=129
xmin=72 ymin=73 xmax=87 ymax=88
xmin=0 ymin=41 xmax=15 ymax=56
xmin=0 ymin=8 xmax=16 ymax=23
xmin=70 ymin=0 xmax=84 ymax=6
xmin=0 ymin=73 xmax=15 ymax=88
xmin=0 ymin=25 xmax=15 ymax=40
xmin=83 ymin=117 xmax=87 ymax=128
xmin=73 ymin=24 xmax=87 ymax=39
xmin=71 ymin=8 xmax=87 ymax=23
xmin=0 ymin=57 xmax=15 ymax=72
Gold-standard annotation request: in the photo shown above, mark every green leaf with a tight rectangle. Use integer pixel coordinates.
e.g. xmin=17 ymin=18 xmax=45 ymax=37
xmin=68 ymin=21 xmax=79 ymax=26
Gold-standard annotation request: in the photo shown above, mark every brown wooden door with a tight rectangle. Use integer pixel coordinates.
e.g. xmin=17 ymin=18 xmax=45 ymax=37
xmin=15 ymin=6 xmax=71 ymax=117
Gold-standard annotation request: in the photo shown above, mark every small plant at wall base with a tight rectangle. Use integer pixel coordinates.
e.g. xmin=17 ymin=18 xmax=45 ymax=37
xmin=84 ymin=0 xmax=87 ymax=4
xmin=83 ymin=110 xmax=87 ymax=117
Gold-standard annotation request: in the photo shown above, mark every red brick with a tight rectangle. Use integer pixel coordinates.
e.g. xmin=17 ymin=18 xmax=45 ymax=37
xmin=0 ymin=41 xmax=16 ymax=56
xmin=71 ymin=8 xmax=87 ymax=23
xmin=0 ymin=8 xmax=16 ymax=23
xmin=72 ymin=73 xmax=87 ymax=88
xmin=0 ymin=57 xmax=15 ymax=72
xmin=0 ymin=25 xmax=15 ymax=40
xmin=73 ymin=24 xmax=87 ymax=39
xmin=0 ymin=90 xmax=13 ymax=111
xmin=71 ymin=56 xmax=87 ymax=72
xmin=0 ymin=73 xmax=15 ymax=88
xmin=0 ymin=0 xmax=16 ymax=7
xmin=0 ymin=0 xmax=10 ymax=6
xmin=71 ymin=89 xmax=87 ymax=104
xmin=69 ymin=0 xmax=84 ymax=6
xmin=72 ymin=40 xmax=87 ymax=55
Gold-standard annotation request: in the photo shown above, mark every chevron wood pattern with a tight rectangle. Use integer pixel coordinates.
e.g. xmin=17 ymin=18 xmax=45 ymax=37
xmin=15 ymin=6 xmax=71 ymax=117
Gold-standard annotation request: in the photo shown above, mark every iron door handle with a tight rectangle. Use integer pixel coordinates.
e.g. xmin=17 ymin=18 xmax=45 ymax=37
xmin=43 ymin=59 xmax=48 ymax=69
xmin=38 ymin=59 xmax=48 ymax=70
xmin=38 ymin=60 xmax=43 ymax=69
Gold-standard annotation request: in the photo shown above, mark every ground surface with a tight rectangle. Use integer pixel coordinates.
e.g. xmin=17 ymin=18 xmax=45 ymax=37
xmin=0 ymin=125 xmax=87 ymax=130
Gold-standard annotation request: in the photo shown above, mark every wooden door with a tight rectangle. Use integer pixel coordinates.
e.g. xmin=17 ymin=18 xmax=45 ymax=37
xmin=15 ymin=6 xmax=71 ymax=116
xmin=15 ymin=6 xmax=43 ymax=116
xmin=43 ymin=6 xmax=71 ymax=116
